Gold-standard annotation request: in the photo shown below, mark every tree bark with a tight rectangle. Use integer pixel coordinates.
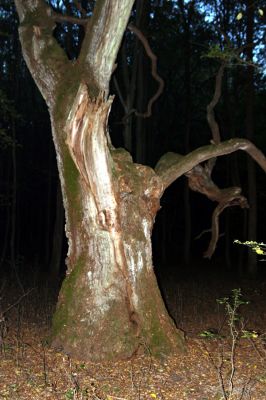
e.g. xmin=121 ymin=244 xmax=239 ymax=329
xmin=51 ymin=84 xmax=184 ymax=360
xmin=49 ymin=181 xmax=64 ymax=280
xmin=15 ymin=0 xmax=185 ymax=361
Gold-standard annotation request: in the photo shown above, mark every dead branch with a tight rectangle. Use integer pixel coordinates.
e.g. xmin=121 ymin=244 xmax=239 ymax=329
xmin=125 ymin=24 xmax=164 ymax=118
xmin=113 ymin=76 xmax=127 ymax=112
xmin=2 ymin=288 xmax=35 ymax=315
xmin=204 ymin=61 xmax=225 ymax=182
xmin=155 ymin=137 xmax=266 ymax=258
xmin=73 ymin=0 xmax=87 ymax=18
xmin=51 ymin=12 xmax=89 ymax=26
xmin=184 ymin=59 xmax=248 ymax=258
xmin=155 ymin=138 xmax=266 ymax=189
xmin=185 ymin=162 xmax=249 ymax=258
xmin=204 ymin=192 xmax=248 ymax=259
xmin=194 ymin=229 xmax=225 ymax=241
xmin=207 ymin=63 xmax=225 ymax=145
xmin=200 ymin=59 xmax=245 ymax=258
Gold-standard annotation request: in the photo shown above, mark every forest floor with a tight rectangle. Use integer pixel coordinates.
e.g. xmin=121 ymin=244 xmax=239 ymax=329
xmin=1 ymin=268 xmax=266 ymax=400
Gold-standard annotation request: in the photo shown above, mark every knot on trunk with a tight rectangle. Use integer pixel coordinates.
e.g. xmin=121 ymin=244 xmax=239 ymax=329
xmin=97 ymin=209 xmax=119 ymax=231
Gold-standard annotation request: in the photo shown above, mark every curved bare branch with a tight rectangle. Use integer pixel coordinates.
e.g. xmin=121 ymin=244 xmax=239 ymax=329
xmin=155 ymin=138 xmax=266 ymax=191
xmin=185 ymin=157 xmax=249 ymax=258
xmin=51 ymin=12 xmax=89 ymax=26
xmin=207 ymin=63 xmax=225 ymax=144
xmin=125 ymin=24 xmax=165 ymax=118
xmin=204 ymin=193 xmax=248 ymax=259
xmin=156 ymin=137 xmax=266 ymax=258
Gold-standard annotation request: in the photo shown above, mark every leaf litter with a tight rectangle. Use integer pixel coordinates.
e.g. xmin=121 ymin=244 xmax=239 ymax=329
xmin=0 ymin=276 xmax=266 ymax=399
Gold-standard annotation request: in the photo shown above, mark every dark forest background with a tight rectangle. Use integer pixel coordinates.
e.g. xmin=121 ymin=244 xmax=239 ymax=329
xmin=0 ymin=0 xmax=265 ymax=286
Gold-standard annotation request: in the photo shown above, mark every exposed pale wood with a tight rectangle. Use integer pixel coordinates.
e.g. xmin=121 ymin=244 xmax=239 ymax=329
xmin=82 ymin=0 xmax=135 ymax=95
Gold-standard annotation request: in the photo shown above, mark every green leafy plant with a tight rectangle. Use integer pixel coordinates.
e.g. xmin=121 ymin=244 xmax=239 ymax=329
xmin=216 ymin=289 xmax=249 ymax=400
xmin=203 ymin=44 xmax=239 ymax=63
xmin=234 ymin=240 xmax=266 ymax=256
xmin=199 ymin=329 xmax=221 ymax=339
xmin=65 ymin=387 xmax=89 ymax=400
xmin=241 ymin=330 xmax=259 ymax=339
xmin=200 ymin=289 xmax=253 ymax=400
xmin=64 ymin=356 xmax=90 ymax=400
xmin=65 ymin=388 xmax=75 ymax=400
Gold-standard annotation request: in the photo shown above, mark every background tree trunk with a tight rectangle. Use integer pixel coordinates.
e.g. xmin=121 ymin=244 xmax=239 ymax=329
xmin=179 ymin=0 xmax=192 ymax=264
xmin=245 ymin=0 xmax=257 ymax=276
xmin=44 ymin=143 xmax=53 ymax=268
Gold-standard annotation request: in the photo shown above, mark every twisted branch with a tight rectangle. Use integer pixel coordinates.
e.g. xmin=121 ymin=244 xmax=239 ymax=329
xmin=185 ymin=60 xmax=249 ymax=258
xmin=124 ymin=24 xmax=164 ymax=119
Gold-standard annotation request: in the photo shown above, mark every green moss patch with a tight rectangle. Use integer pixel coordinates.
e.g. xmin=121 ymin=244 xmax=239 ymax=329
xmin=51 ymin=257 xmax=85 ymax=339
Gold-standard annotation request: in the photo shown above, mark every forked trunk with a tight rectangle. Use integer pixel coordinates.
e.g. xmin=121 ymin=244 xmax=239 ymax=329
xmin=50 ymin=85 xmax=184 ymax=361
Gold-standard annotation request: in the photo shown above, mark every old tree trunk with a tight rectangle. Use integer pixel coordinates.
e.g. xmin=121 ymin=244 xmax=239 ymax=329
xmin=14 ymin=0 xmax=186 ymax=361
xmin=15 ymin=1 xmax=266 ymax=361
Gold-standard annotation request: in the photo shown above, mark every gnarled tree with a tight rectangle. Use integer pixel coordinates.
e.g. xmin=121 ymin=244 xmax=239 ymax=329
xmin=14 ymin=0 xmax=266 ymax=361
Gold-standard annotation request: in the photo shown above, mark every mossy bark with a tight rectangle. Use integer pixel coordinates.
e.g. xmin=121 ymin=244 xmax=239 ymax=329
xmin=15 ymin=0 xmax=186 ymax=362
xmin=50 ymin=88 xmax=185 ymax=361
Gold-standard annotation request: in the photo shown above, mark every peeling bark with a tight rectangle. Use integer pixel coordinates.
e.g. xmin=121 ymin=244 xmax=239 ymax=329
xmin=49 ymin=84 xmax=184 ymax=360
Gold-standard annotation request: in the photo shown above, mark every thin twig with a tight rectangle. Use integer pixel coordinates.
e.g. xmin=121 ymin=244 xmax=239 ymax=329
xmin=42 ymin=341 xmax=48 ymax=386
xmin=3 ymin=288 xmax=35 ymax=315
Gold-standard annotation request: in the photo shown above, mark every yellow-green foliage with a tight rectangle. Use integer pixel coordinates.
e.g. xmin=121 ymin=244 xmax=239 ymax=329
xmin=234 ymin=239 xmax=266 ymax=255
